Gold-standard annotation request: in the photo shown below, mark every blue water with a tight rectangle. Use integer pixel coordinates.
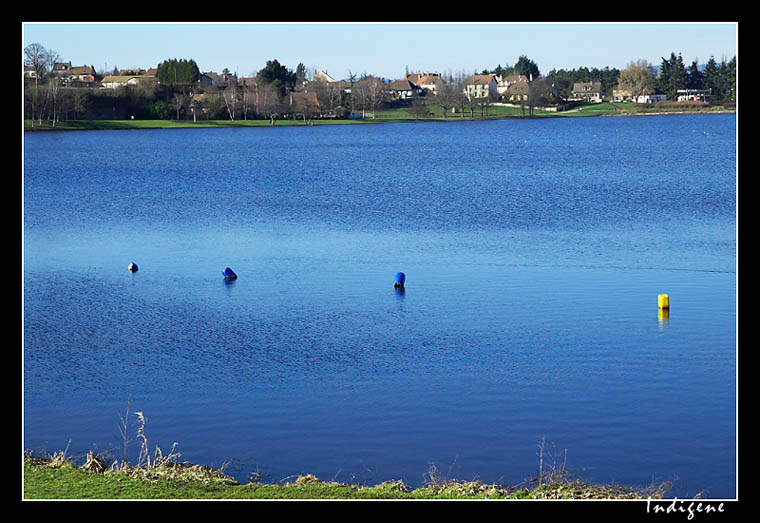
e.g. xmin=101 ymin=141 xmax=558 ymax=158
xmin=23 ymin=114 xmax=736 ymax=498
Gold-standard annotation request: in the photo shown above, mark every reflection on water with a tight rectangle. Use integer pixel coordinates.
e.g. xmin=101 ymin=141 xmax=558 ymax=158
xmin=24 ymin=115 xmax=736 ymax=497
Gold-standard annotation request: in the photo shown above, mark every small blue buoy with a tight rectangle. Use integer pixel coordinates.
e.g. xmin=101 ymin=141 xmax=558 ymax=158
xmin=393 ymin=272 xmax=405 ymax=289
xmin=222 ymin=267 xmax=238 ymax=280
xmin=128 ymin=262 xmax=138 ymax=272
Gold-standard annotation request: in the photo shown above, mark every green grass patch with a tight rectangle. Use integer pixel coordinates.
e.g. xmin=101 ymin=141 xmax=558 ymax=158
xmin=24 ymin=102 xmax=734 ymax=132
xmin=23 ymin=455 xmax=671 ymax=500
xmin=23 ymin=118 xmax=362 ymax=131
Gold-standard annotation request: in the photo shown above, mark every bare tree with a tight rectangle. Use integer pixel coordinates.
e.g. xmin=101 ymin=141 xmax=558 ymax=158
xmin=408 ymin=97 xmax=429 ymax=120
xmin=361 ymin=76 xmax=388 ymax=117
xmin=23 ymin=44 xmax=63 ymax=127
xmin=221 ymin=84 xmax=239 ymax=120
xmin=452 ymin=70 xmax=469 ymax=117
xmin=44 ymin=76 xmax=62 ymax=127
xmin=23 ymin=43 xmax=48 ymax=89
xmin=350 ymin=78 xmax=370 ymax=117
xmin=288 ymin=91 xmax=321 ymax=124
xmin=431 ymin=72 xmax=458 ymax=118
xmin=38 ymin=48 xmax=62 ymax=126
xmin=618 ymin=59 xmax=657 ymax=99
xmin=309 ymin=78 xmax=341 ymax=116
xmin=172 ymin=92 xmax=186 ymax=120
xmin=527 ymin=77 xmax=557 ymax=116
xmin=256 ymin=81 xmax=282 ymax=124
xmin=475 ymin=91 xmax=498 ymax=117
xmin=70 ymin=89 xmax=89 ymax=120
xmin=24 ymin=82 xmax=45 ymax=126
xmin=240 ymin=83 xmax=255 ymax=120
xmin=43 ymin=48 xmax=61 ymax=82
xmin=188 ymin=94 xmax=201 ymax=122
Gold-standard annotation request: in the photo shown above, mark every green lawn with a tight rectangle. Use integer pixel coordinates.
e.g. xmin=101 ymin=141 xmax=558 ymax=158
xmin=23 ymin=457 xmax=670 ymax=500
xmin=23 ymin=102 xmax=733 ymax=132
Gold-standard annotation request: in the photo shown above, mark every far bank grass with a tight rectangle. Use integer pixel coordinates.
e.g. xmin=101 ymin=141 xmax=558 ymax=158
xmin=23 ymin=455 xmax=670 ymax=500
xmin=23 ymin=102 xmax=734 ymax=132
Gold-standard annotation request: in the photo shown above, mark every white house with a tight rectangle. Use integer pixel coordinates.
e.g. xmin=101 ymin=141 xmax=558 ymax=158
xmin=635 ymin=93 xmax=667 ymax=103
xmin=312 ymin=71 xmax=336 ymax=83
xmin=100 ymin=75 xmax=154 ymax=89
xmin=676 ymin=89 xmax=711 ymax=102
xmin=464 ymin=74 xmax=498 ymax=99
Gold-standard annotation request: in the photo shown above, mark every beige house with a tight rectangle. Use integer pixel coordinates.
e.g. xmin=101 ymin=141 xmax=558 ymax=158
xmin=388 ymin=78 xmax=421 ymax=99
xmin=612 ymin=88 xmax=633 ymax=102
xmin=464 ymin=74 xmax=498 ymax=99
xmin=505 ymin=81 xmax=530 ymax=102
xmin=52 ymin=61 xmax=74 ymax=75
xmin=571 ymin=82 xmax=603 ymax=102
xmin=50 ymin=62 xmax=99 ymax=86
xmin=67 ymin=65 xmax=97 ymax=82
xmin=100 ymin=75 xmax=155 ymax=89
xmin=496 ymin=74 xmax=528 ymax=97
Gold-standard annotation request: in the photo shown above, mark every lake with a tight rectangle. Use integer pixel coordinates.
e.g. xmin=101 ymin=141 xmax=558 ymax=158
xmin=23 ymin=114 xmax=737 ymax=498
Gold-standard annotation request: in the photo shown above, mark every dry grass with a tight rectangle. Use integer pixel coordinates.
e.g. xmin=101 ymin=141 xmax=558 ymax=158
xmin=418 ymin=438 xmax=671 ymax=500
xmin=24 ymin=413 xmax=671 ymax=499
xmin=24 ymin=439 xmax=73 ymax=469
xmin=81 ymin=451 xmax=107 ymax=473
xmin=104 ymin=408 xmax=237 ymax=484
xmin=527 ymin=478 xmax=672 ymax=499
xmin=25 ymin=404 xmax=237 ymax=486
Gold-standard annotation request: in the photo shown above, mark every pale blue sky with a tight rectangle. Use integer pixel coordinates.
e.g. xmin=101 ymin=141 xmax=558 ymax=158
xmin=22 ymin=22 xmax=737 ymax=80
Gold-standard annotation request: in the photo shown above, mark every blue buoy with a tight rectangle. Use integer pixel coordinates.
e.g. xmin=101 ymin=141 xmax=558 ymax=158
xmin=222 ymin=267 xmax=238 ymax=280
xmin=393 ymin=272 xmax=405 ymax=289
xmin=128 ymin=262 xmax=138 ymax=272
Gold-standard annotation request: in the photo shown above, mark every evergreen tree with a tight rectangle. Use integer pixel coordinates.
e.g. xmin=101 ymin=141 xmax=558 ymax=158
xmin=295 ymin=63 xmax=307 ymax=90
xmin=514 ymin=55 xmax=540 ymax=78
xmin=687 ymin=60 xmax=703 ymax=90
xmin=656 ymin=53 xmax=688 ymax=100
xmin=702 ymin=57 xmax=721 ymax=100
xmin=657 ymin=55 xmax=672 ymax=95
xmin=725 ymin=56 xmax=737 ymax=101
xmin=156 ymin=58 xmax=200 ymax=84
xmin=256 ymin=59 xmax=297 ymax=97
xmin=668 ymin=54 xmax=689 ymax=100
xmin=717 ymin=57 xmax=735 ymax=101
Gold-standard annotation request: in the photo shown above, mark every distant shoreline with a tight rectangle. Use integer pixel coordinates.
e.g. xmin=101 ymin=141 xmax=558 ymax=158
xmin=23 ymin=107 xmax=735 ymax=132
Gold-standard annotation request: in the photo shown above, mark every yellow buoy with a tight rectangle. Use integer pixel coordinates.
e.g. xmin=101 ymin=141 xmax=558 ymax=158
xmin=658 ymin=294 xmax=670 ymax=310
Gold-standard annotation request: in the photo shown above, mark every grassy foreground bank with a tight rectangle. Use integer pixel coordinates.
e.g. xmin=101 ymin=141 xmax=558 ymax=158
xmin=23 ymin=453 xmax=670 ymax=500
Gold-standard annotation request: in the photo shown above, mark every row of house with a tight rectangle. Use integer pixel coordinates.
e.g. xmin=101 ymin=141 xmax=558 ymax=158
xmin=25 ymin=61 xmax=234 ymax=91
xmin=386 ymin=71 xmax=534 ymax=101
xmin=24 ymin=61 xmax=157 ymax=88
xmin=25 ymin=61 xmax=684 ymax=107
xmin=380 ymin=73 xmax=629 ymax=106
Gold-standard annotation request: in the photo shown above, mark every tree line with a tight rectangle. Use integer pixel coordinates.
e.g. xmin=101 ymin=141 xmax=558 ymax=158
xmin=614 ymin=53 xmax=736 ymax=103
xmin=485 ymin=53 xmax=736 ymax=103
